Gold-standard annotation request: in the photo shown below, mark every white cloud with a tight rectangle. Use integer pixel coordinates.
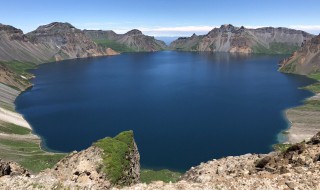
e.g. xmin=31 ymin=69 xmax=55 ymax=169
xmin=289 ymin=25 xmax=320 ymax=33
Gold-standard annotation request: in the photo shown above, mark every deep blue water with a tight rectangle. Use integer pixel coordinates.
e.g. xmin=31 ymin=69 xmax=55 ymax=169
xmin=16 ymin=51 xmax=315 ymax=171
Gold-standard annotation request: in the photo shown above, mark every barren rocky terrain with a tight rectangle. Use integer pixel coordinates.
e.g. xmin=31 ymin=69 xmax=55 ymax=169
xmin=170 ymin=24 xmax=313 ymax=54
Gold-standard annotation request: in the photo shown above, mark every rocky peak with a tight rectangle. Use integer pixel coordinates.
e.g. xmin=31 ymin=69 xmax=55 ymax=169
xmin=219 ymin=24 xmax=236 ymax=32
xmin=0 ymin=24 xmax=26 ymax=41
xmin=311 ymin=34 xmax=320 ymax=44
xmin=34 ymin=22 xmax=76 ymax=32
xmin=0 ymin=24 xmax=23 ymax=34
xmin=125 ymin=29 xmax=143 ymax=36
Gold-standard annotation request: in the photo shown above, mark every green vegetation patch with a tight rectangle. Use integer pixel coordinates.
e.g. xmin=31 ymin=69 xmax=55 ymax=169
xmin=308 ymin=73 xmax=320 ymax=81
xmin=0 ymin=138 xmax=66 ymax=173
xmin=140 ymin=169 xmax=181 ymax=184
xmin=0 ymin=101 xmax=15 ymax=112
xmin=253 ymin=42 xmax=300 ymax=55
xmin=20 ymin=154 xmax=66 ymax=173
xmin=302 ymin=82 xmax=320 ymax=93
xmin=279 ymin=58 xmax=298 ymax=73
xmin=94 ymin=39 xmax=136 ymax=52
xmin=94 ymin=130 xmax=134 ymax=185
xmin=0 ymin=61 xmax=36 ymax=76
xmin=0 ymin=122 xmax=31 ymax=135
xmin=273 ymin=143 xmax=292 ymax=152
xmin=295 ymin=99 xmax=320 ymax=111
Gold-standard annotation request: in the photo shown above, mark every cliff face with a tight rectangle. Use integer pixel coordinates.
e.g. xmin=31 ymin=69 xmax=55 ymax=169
xmin=0 ymin=22 xmax=118 ymax=64
xmin=170 ymin=24 xmax=313 ymax=54
xmin=280 ymin=34 xmax=320 ymax=75
xmin=0 ymin=24 xmax=55 ymax=63
xmin=84 ymin=29 xmax=167 ymax=52
xmin=26 ymin=22 xmax=118 ymax=61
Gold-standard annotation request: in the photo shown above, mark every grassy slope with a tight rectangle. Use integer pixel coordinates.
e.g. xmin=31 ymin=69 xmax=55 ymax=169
xmin=140 ymin=169 xmax=181 ymax=184
xmin=252 ymin=42 xmax=300 ymax=55
xmin=94 ymin=39 xmax=136 ymax=52
xmin=297 ymin=75 xmax=320 ymax=111
xmin=94 ymin=131 xmax=135 ymax=185
xmin=0 ymin=122 xmax=66 ymax=173
xmin=0 ymin=138 xmax=66 ymax=173
xmin=0 ymin=61 xmax=36 ymax=91
xmin=0 ymin=61 xmax=36 ymax=75
xmin=0 ymin=122 xmax=31 ymax=135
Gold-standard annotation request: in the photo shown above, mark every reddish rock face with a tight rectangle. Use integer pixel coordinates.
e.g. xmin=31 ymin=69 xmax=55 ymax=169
xmin=280 ymin=34 xmax=320 ymax=74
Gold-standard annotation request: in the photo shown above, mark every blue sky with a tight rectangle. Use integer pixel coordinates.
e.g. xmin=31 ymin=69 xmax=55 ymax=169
xmin=1 ymin=0 xmax=320 ymax=36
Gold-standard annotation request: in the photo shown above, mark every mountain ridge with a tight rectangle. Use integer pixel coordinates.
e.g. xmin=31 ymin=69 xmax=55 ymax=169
xmin=0 ymin=22 xmax=118 ymax=64
xmin=170 ymin=24 xmax=314 ymax=54
xmin=84 ymin=29 xmax=167 ymax=52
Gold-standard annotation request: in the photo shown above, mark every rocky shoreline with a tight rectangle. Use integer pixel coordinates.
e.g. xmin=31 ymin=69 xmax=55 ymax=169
xmin=284 ymin=86 xmax=320 ymax=144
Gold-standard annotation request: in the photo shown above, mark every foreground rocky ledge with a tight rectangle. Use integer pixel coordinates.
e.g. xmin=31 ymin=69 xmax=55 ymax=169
xmin=1 ymin=131 xmax=320 ymax=189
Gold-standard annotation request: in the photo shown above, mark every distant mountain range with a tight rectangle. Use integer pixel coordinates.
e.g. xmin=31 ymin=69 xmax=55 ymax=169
xmin=84 ymin=29 xmax=167 ymax=52
xmin=169 ymin=24 xmax=314 ymax=54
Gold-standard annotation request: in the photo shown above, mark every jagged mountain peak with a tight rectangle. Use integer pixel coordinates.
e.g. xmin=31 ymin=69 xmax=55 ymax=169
xmin=32 ymin=22 xmax=76 ymax=33
xmin=125 ymin=29 xmax=143 ymax=36
xmin=0 ymin=23 xmax=23 ymax=34
xmin=219 ymin=24 xmax=238 ymax=32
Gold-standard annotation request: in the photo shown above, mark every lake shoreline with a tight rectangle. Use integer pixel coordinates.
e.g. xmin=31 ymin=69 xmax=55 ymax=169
xmin=282 ymin=76 xmax=320 ymax=144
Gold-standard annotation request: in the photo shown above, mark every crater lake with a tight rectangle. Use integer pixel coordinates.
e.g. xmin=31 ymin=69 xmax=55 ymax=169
xmin=16 ymin=51 xmax=315 ymax=171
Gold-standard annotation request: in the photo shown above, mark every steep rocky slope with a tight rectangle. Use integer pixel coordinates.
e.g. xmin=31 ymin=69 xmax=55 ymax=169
xmin=280 ymin=34 xmax=320 ymax=74
xmin=26 ymin=22 xmax=118 ymax=61
xmin=0 ymin=22 xmax=117 ymax=64
xmin=0 ymin=24 xmax=55 ymax=63
xmin=170 ymin=24 xmax=313 ymax=54
xmin=84 ymin=29 xmax=167 ymax=52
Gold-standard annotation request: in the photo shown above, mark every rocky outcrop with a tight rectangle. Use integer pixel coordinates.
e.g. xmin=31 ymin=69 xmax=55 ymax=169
xmin=122 ymin=132 xmax=320 ymax=190
xmin=280 ymin=34 xmax=320 ymax=74
xmin=170 ymin=24 xmax=313 ymax=54
xmin=84 ymin=29 xmax=167 ymax=52
xmin=0 ymin=159 xmax=29 ymax=177
xmin=0 ymin=131 xmax=140 ymax=189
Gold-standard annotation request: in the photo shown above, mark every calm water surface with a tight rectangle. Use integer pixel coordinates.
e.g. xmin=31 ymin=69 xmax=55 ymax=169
xmin=16 ymin=51 xmax=315 ymax=171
